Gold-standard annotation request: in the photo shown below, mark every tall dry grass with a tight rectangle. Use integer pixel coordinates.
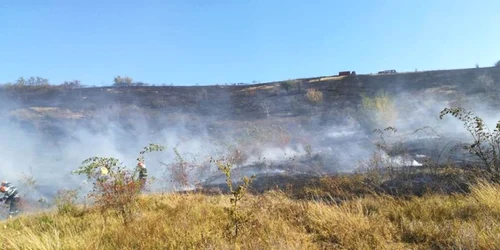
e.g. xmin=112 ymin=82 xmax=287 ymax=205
xmin=305 ymin=89 xmax=323 ymax=104
xmin=360 ymin=91 xmax=398 ymax=129
xmin=1 ymin=180 xmax=500 ymax=249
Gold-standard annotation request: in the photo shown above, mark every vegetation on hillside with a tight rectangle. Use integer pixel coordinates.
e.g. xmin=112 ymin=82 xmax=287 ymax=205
xmin=71 ymin=144 xmax=165 ymax=225
xmin=440 ymin=107 xmax=500 ymax=175
xmin=1 ymin=63 xmax=500 ymax=249
xmin=359 ymin=90 xmax=398 ymax=131
xmin=305 ymin=88 xmax=324 ymax=104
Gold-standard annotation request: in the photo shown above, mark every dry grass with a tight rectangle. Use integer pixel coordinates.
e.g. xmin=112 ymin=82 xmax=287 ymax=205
xmin=10 ymin=107 xmax=86 ymax=121
xmin=360 ymin=91 xmax=398 ymax=128
xmin=240 ymin=85 xmax=277 ymax=92
xmin=1 ymin=180 xmax=500 ymax=249
xmin=305 ymin=89 xmax=323 ymax=104
xmin=308 ymin=76 xmax=345 ymax=83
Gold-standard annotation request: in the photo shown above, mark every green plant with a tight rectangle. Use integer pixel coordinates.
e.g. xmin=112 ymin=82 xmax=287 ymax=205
xmin=440 ymin=107 xmax=500 ymax=174
xmin=72 ymin=143 xmax=165 ymax=225
xmin=210 ymin=157 xmax=256 ymax=240
xmin=137 ymin=143 xmax=165 ymax=163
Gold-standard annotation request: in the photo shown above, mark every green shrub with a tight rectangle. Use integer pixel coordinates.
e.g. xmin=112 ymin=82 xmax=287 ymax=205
xmin=72 ymin=143 xmax=165 ymax=225
xmin=440 ymin=107 xmax=500 ymax=175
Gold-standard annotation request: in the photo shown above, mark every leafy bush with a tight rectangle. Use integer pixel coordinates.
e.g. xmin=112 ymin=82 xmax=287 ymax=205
xmin=72 ymin=143 xmax=165 ymax=225
xmin=440 ymin=107 xmax=500 ymax=175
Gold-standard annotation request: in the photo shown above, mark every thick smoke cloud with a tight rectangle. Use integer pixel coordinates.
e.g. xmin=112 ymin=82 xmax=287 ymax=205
xmin=0 ymin=72 xmax=497 ymax=216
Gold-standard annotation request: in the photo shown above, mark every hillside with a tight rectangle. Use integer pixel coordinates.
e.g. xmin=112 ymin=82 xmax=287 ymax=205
xmin=0 ymin=68 xmax=496 ymax=141
xmin=4 ymin=67 xmax=500 ymax=120
xmin=1 ymin=66 xmax=500 ymax=199
xmin=1 ymin=67 xmax=500 ymax=249
xmin=3 ymin=66 xmax=500 ymax=151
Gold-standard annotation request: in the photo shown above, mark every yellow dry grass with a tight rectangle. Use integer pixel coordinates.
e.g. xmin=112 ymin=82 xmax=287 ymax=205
xmin=308 ymin=76 xmax=345 ymax=83
xmin=305 ymin=89 xmax=323 ymax=104
xmin=1 ymin=181 xmax=500 ymax=249
xmin=361 ymin=91 xmax=398 ymax=128
xmin=240 ymin=85 xmax=277 ymax=92
xmin=9 ymin=107 xmax=86 ymax=121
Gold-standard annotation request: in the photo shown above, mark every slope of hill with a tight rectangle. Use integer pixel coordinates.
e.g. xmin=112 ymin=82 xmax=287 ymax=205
xmin=0 ymin=66 xmax=499 ymax=199
xmin=0 ymin=67 xmax=500 ymax=249
xmin=3 ymin=67 xmax=499 ymax=128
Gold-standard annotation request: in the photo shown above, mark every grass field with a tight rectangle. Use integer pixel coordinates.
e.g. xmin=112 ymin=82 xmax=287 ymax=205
xmin=1 ymin=174 xmax=499 ymax=250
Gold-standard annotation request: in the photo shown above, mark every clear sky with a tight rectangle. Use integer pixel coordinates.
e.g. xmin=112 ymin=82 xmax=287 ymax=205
xmin=1 ymin=0 xmax=499 ymax=86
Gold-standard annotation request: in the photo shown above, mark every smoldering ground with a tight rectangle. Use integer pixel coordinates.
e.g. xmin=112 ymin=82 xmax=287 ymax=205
xmin=0 ymin=82 xmax=497 ymax=216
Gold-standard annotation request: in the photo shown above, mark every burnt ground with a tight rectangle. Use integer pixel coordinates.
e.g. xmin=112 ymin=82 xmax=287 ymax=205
xmin=2 ymin=66 xmax=499 ymax=154
xmin=3 ymin=66 xmax=500 ymax=127
xmin=193 ymin=165 xmax=485 ymax=202
xmin=2 ymin=66 xmax=500 ymax=198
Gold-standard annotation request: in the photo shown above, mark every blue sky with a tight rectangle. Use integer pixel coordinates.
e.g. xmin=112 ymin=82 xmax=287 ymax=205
xmin=1 ymin=0 xmax=499 ymax=86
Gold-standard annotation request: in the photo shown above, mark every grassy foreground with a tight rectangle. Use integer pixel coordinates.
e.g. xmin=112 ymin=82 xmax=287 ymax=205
xmin=1 ymin=179 xmax=500 ymax=250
